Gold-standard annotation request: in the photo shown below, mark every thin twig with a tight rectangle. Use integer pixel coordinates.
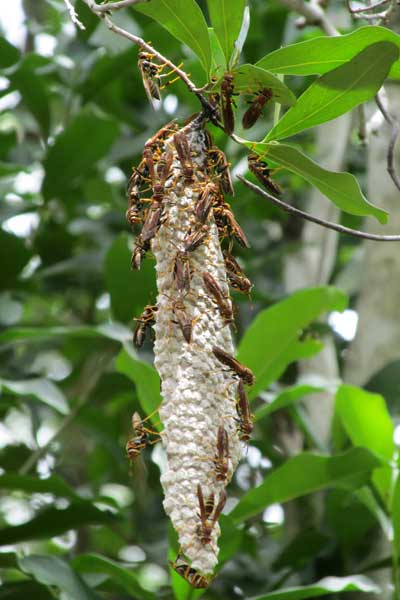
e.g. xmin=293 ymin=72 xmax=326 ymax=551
xmin=375 ymin=93 xmax=400 ymax=192
xmin=80 ymin=1 xmax=220 ymax=123
xmin=346 ymin=0 xmax=389 ymax=13
xmin=278 ymin=0 xmax=339 ymax=35
xmin=63 ymin=0 xmax=85 ymax=29
xmin=86 ymin=0 xmax=150 ymax=12
xmin=238 ymin=176 xmax=400 ymax=242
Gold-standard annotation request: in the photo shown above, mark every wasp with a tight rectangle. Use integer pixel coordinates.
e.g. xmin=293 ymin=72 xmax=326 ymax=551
xmin=220 ymin=73 xmax=235 ymax=135
xmin=223 ymin=250 xmax=253 ymax=295
xmin=212 ymin=346 xmax=255 ymax=386
xmin=131 ymin=235 xmax=151 ymax=270
xmin=171 ymin=298 xmax=193 ymax=343
xmin=173 ymin=131 xmax=194 ymax=183
xmin=169 ymin=556 xmax=210 ymax=589
xmin=194 ymin=182 xmax=219 ymax=224
xmin=236 ymin=380 xmax=254 ymax=442
xmin=183 ymin=224 xmax=209 ymax=253
xmin=133 ymin=304 xmax=157 ymax=347
xmin=208 ymin=146 xmax=234 ymax=196
xmin=213 ymin=202 xmax=250 ymax=249
xmin=138 ymin=51 xmax=162 ymax=104
xmin=248 ymin=152 xmax=282 ymax=196
xmin=126 ymin=411 xmax=160 ymax=462
xmin=173 ymin=251 xmax=191 ymax=293
xmin=196 ymin=484 xmax=226 ymax=545
xmin=242 ymin=87 xmax=273 ymax=129
xmin=144 ymin=120 xmax=179 ymax=153
xmin=144 ymin=146 xmax=174 ymax=202
xmin=202 ymin=272 xmax=234 ymax=325
xmin=212 ymin=425 xmax=230 ymax=482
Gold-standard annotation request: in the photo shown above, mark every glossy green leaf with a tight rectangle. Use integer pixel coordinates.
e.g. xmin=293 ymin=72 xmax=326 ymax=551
xmin=72 ymin=554 xmax=156 ymax=600
xmin=208 ymin=27 xmax=227 ymax=77
xmin=0 ymin=37 xmax=21 ymax=68
xmin=42 ymin=109 xmax=119 ymax=200
xmin=18 ymin=555 xmax=101 ymax=600
xmin=256 ymin=26 xmax=400 ymax=80
xmin=134 ymin=0 xmax=211 ymax=73
xmin=116 ymin=346 xmax=162 ymax=428
xmin=255 ymin=384 xmax=324 ymax=421
xmin=392 ymin=475 xmax=400 ymax=563
xmin=245 ymin=142 xmax=388 ymax=224
xmin=104 ymin=233 xmax=156 ymax=323
xmin=335 ymin=385 xmax=394 ymax=501
xmin=0 ymin=473 xmax=81 ymax=501
xmin=0 ymin=503 xmax=116 ymax=546
xmin=237 ymin=286 xmax=347 ymax=399
xmin=249 ymin=575 xmax=379 ymax=599
xmin=207 ymin=0 xmax=245 ymax=64
xmin=0 ymin=377 xmax=69 ymax=415
xmin=265 ymin=42 xmax=398 ymax=141
xmin=233 ymin=64 xmax=296 ymax=106
xmin=231 ymin=447 xmax=382 ymax=523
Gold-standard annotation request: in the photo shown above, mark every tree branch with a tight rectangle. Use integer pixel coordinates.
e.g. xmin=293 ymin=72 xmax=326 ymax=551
xmin=63 ymin=0 xmax=85 ymax=29
xmin=85 ymin=0 xmax=150 ymax=12
xmin=78 ymin=1 xmax=219 ymax=123
xmin=238 ymin=176 xmax=400 ymax=242
xmin=375 ymin=92 xmax=400 ymax=193
xmin=278 ymin=0 xmax=339 ymax=35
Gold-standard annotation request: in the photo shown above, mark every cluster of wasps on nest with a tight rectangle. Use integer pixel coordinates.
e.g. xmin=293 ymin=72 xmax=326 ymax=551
xmin=122 ymin=49 xmax=282 ymax=589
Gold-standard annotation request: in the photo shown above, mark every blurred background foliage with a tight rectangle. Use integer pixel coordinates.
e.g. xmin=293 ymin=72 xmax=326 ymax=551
xmin=0 ymin=0 xmax=400 ymax=598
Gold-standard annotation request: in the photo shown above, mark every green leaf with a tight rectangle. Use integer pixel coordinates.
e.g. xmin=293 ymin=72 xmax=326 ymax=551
xmin=208 ymin=28 xmax=227 ymax=77
xmin=0 ymin=581 xmax=54 ymax=599
xmin=233 ymin=64 xmax=296 ymax=106
xmin=0 ymin=503 xmax=116 ymax=546
xmin=256 ymin=26 xmax=400 ymax=80
xmin=207 ymin=0 xmax=245 ymax=64
xmin=248 ymin=575 xmax=379 ymax=600
xmin=134 ymin=0 xmax=211 ymax=74
xmin=0 ymin=377 xmax=69 ymax=415
xmin=265 ymin=42 xmax=398 ymax=141
xmin=237 ymin=286 xmax=347 ymax=399
xmin=71 ymin=554 xmax=156 ymax=600
xmin=10 ymin=58 xmax=51 ymax=138
xmin=42 ymin=109 xmax=119 ymax=201
xmin=0 ymin=323 xmax=131 ymax=345
xmin=0 ymin=37 xmax=21 ymax=68
xmin=335 ymin=385 xmax=394 ymax=501
xmin=255 ymin=384 xmax=325 ymax=421
xmin=230 ymin=447 xmax=382 ymax=523
xmin=0 ymin=229 xmax=30 ymax=291
xmin=104 ymin=233 xmax=156 ymax=323
xmin=0 ymin=473 xmax=81 ymax=501
xmin=18 ymin=555 xmax=101 ymax=600
xmin=391 ymin=475 xmax=400 ymax=564
xmin=245 ymin=142 xmax=388 ymax=224
xmin=116 ymin=346 xmax=162 ymax=428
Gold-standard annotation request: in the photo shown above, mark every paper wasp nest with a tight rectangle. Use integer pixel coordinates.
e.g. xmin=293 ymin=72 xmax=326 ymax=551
xmin=128 ymin=115 xmax=254 ymax=579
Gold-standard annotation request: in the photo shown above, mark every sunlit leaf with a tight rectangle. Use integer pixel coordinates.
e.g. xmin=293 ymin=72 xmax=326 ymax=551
xmin=335 ymin=385 xmax=394 ymax=501
xmin=207 ymin=0 xmax=246 ymax=64
xmin=244 ymin=141 xmax=388 ymax=224
xmin=18 ymin=555 xmax=101 ymax=600
xmin=248 ymin=575 xmax=379 ymax=599
xmin=255 ymin=384 xmax=325 ymax=420
xmin=72 ymin=554 xmax=156 ymax=600
xmin=265 ymin=42 xmax=398 ymax=141
xmin=231 ymin=447 xmax=382 ymax=522
xmin=256 ymin=26 xmax=400 ymax=79
xmin=134 ymin=0 xmax=211 ymax=73
xmin=0 ymin=377 xmax=69 ymax=415
xmin=238 ymin=286 xmax=347 ymax=399
xmin=0 ymin=503 xmax=116 ymax=546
